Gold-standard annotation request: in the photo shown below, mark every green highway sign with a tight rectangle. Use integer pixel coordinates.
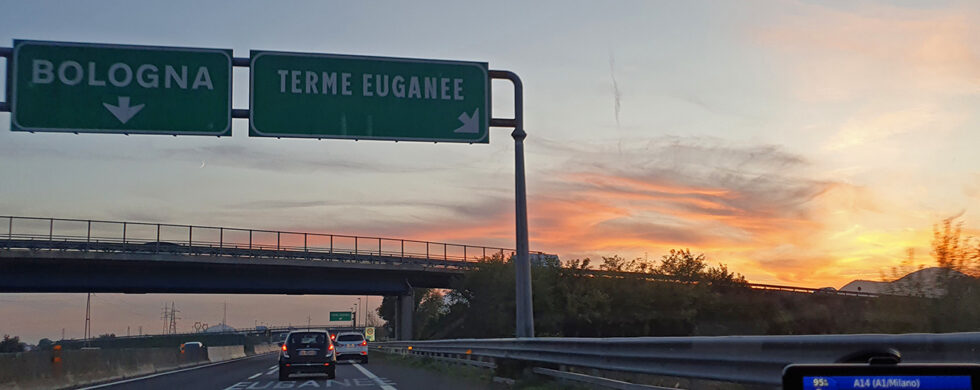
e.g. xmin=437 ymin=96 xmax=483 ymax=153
xmin=249 ymin=51 xmax=489 ymax=143
xmin=11 ymin=40 xmax=232 ymax=136
xmin=329 ymin=311 xmax=353 ymax=321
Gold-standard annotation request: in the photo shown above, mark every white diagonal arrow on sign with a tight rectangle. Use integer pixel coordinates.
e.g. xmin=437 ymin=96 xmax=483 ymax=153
xmin=453 ymin=108 xmax=479 ymax=134
xmin=103 ymin=97 xmax=145 ymax=124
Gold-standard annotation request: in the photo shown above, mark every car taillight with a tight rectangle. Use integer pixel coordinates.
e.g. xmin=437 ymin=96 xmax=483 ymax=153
xmin=328 ymin=343 xmax=334 ymax=351
xmin=360 ymin=340 xmax=367 ymax=346
xmin=281 ymin=344 xmax=287 ymax=351
xmin=330 ymin=334 xmax=336 ymax=341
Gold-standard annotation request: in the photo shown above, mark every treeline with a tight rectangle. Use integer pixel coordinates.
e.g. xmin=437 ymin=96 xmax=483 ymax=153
xmin=0 ymin=335 xmax=27 ymax=353
xmin=379 ymin=219 xmax=980 ymax=338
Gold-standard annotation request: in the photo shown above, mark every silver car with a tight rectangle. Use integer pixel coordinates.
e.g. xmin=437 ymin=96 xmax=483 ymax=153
xmin=333 ymin=332 xmax=368 ymax=364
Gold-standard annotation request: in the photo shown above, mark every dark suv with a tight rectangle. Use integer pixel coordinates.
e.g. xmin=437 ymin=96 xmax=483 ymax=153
xmin=278 ymin=330 xmax=337 ymax=381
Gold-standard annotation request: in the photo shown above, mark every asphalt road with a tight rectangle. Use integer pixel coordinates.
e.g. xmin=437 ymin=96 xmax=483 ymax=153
xmin=79 ymin=352 xmax=498 ymax=390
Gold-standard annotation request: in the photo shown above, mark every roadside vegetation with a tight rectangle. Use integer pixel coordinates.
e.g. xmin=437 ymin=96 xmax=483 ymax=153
xmin=0 ymin=335 xmax=26 ymax=353
xmin=380 ymin=217 xmax=980 ymax=338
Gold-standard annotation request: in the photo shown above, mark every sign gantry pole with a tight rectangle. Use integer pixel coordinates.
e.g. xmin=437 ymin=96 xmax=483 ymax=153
xmin=489 ymin=70 xmax=533 ymax=338
xmin=0 ymin=42 xmax=536 ymax=338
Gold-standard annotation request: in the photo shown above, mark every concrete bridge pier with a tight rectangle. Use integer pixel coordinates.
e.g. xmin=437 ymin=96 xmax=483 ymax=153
xmin=395 ymin=289 xmax=414 ymax=340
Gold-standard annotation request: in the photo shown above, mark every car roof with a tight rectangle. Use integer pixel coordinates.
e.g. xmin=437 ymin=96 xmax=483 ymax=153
xmin=336 ymin=332 xmax=364 ymax=336
xmin=287 ymin=330 xmax=328 ymax=335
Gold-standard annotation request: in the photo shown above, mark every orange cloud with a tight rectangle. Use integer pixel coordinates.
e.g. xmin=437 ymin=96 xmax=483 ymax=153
xmin=384 ymin=138 xmax=899 ymax=287
xmin=264 ymin=137 xmax=957 ymax=289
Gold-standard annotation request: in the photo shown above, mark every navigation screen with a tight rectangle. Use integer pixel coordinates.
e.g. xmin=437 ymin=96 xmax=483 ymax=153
xmin=804 ymin=376 xmax=972 ymax=390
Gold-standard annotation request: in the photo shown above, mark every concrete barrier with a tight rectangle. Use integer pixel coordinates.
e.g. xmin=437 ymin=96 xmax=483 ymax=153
xmin=0 ymin=343 xmax=252 ymax=390
xmin=206 ymin=345 xmax=246 ymax=363
xmin=252 ymin=343 xmax=280 ymax=355
xmin=0 ymin=347 xmax=190 ymax=390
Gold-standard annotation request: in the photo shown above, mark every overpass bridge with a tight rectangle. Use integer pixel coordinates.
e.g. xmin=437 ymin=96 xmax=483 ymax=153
xmin=0 ymin=216 xmax=543 ymax=339
xmin=0 ymin=216 xmax=885 ymax=339
xmin=0 ymin=216 xmax=882 ymax=298
xmin=0 ymin=216 xmax=539 ymax=294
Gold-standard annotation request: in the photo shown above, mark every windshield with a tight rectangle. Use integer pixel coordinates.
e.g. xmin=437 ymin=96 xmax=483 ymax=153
xmin=287 ymin=333 xmax=326 ymax=348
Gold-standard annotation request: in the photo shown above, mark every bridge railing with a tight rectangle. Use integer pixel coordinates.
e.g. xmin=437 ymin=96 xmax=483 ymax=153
xmin=0 ymin=216 xmax=885 ymax=298
xmin=0 ymin=216 xmax=531 ymax=265
xmin=377 ymin=333 xmax=980 ymax=387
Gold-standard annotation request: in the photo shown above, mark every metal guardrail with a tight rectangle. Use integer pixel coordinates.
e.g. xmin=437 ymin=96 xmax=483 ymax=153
xmin=590 ymin=270 xmax=886 ymax=298
xmin=377 ymin=333 xmax=980 ymax=386
xmin=0 ymin=215 xmax=535 ymax=266
xmin=60 ymin=324 xmax=365 ymax=345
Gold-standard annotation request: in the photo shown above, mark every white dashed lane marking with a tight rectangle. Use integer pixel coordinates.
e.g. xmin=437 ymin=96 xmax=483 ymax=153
xmin=352 ymin=363 xmax=397 ymax=390
xmin=248 ymin=372 xmax=262 ymax=379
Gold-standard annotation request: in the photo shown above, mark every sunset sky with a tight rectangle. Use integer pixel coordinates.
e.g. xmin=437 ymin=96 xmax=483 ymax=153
xmin=1 ymin=0 xmax=979 ymax=342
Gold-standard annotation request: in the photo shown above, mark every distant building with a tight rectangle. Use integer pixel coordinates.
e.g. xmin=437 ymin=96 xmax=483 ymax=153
xmin=839 ymin=267 xmax=966 ymax=298
xmin=529 ymin=253 xmax=560 ymax=267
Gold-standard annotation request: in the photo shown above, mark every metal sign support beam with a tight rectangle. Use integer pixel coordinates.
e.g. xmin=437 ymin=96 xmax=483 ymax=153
xmin=489 ymin=70 xmax=534 ymax=338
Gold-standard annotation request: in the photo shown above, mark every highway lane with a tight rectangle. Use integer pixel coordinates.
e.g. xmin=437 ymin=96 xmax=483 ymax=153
xmin=81 ymin=352 xmax=498 ymax=390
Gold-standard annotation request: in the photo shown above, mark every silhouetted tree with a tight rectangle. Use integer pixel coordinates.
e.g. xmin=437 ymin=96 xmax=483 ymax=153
xmin=0 ymin=335 xmax=25 ymax=353
xmin=932 ymin=217 xmax=970 ymax=275
xmin=36 ymin=338 xmax=54 ymax=351
xmin=657 ymin=249 xmax=706 ymax=280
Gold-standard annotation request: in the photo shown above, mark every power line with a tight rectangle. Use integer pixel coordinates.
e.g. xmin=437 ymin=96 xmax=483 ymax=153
xmin=91 ymin=294 xmax=154 ymax=320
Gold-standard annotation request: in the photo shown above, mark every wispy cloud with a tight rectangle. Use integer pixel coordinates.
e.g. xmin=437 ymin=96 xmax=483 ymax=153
xmin=609 ymin=51 xmax=622 ymax=127
xmin=158 ymin=144 xmax=438 ymax=174
xmin=324 ymin=136 xmax=891 ymax=286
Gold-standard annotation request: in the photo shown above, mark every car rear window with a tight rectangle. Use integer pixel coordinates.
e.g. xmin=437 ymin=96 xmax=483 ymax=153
xmin=287 ymin=332 xmax=326 ymax=347
xmin=337 ymin=334 xmax=363 ymax=342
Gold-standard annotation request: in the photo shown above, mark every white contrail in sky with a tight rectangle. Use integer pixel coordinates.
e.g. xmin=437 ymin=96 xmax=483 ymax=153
xmin=609 ymin=51 xmax=621 ymax=128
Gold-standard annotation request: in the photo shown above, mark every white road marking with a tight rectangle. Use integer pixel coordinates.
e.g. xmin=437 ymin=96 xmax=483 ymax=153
xmin=248 ymin=372 xmax=262 ymax=379
xmin=352 ymin=363 xmax=397 ymax=390
xmin=76 ymin=354 xmax=269 ymax=389
xmin=268 ymin=364 xmax=277 ymax=370
xmin=266 ymin=367 xmax=278 ymax=375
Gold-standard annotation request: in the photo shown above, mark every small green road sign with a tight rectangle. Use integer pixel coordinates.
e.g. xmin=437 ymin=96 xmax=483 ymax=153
xmin=329 ymin=311 xmax=353 ymax=321
xmin=11 ymin=40 xmax=232 ymax=136
xmin=249 ymin=51 xmax=489 ymax=143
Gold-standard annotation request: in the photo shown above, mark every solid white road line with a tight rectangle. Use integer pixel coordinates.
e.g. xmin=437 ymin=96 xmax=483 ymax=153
xmin=248 ymin=372 xmax=262 ymax=379
xmin=352 ymin=363 xmax=397 ymax=390
xmin=77 ymin=354 xmax=271 ymax=389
